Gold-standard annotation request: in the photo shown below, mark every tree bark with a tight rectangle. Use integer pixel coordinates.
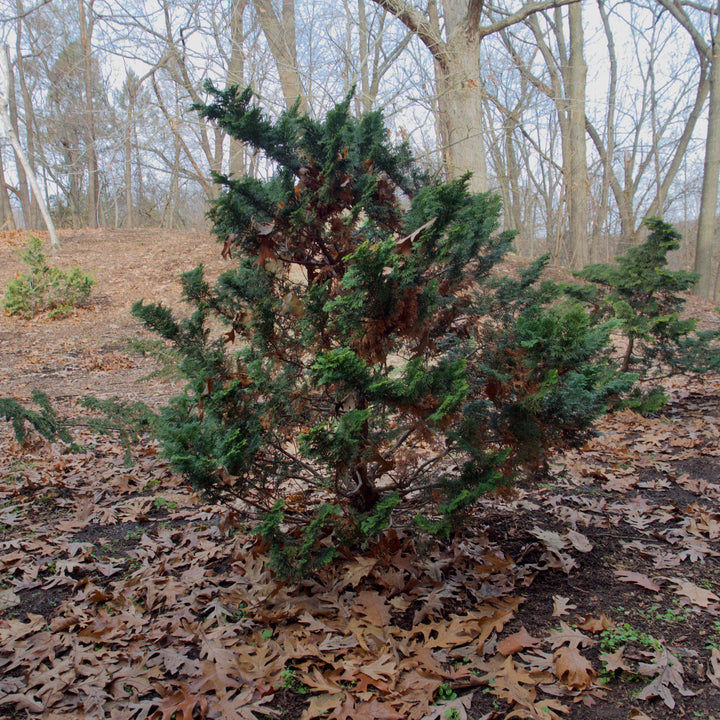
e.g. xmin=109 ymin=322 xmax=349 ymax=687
xmin=0 ymin=147 xmax=16 ymax=230
xmin=0 ymin=47 xmax=58 ymax=247
xmin=228 ymin=0 xmax=246 ymax=177
xmin=253 ymin=0 xmax=306 ymax=112
xmin=78 ymin=0 xmax=99 ymax=227
xmin=565 ymin=1 xmax=587 ymax=267
xmin=696 ymin=30 xmax=720 ymax=298
xmin=14 ymin=0 xmax=40 ymax=228
xmin=655 ymin=0 xmax=720 ymax=298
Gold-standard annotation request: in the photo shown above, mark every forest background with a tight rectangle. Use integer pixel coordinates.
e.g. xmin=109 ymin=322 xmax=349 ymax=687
xmin=2 ymin=0 xmax=720 ymax=295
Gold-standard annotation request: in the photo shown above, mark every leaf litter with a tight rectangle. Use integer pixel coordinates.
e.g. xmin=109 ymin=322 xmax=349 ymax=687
xmin=1 ymin=231 xmax=720 ymax=719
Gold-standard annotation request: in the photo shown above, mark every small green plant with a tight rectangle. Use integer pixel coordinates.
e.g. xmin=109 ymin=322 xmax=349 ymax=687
xmin=637 ymin=600 xmax=690 ymax=624
xmin=435 ymin=682 xmax=458 ymax=703
xmin=231 ymin=602 xmax=248 ymax=620
xmin=0 ymin=390 xmax=73 ymax=445
xmin=153 ymin=497 xmax=178 ymax=511
xmin=444 ymin=708 xmax=461 ymax=720
xmin=600 ymin=622 xmax=659 ymax=653
xmin=3 ymin=237 xmax=94 ymax=319
xmin=124 ymin=528 xmax=144 ymax=541
xmin=279 ymin=666 xmax=309 ymax=694
xmin=705 ymin=620 xmax=720 ymax=651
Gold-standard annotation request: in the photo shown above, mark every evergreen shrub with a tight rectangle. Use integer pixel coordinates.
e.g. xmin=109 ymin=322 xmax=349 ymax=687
xmin=3 ymin=237 xmax=94 ymax=319
xmin=133 ymin=86 xmax=632 ymax=577
xmin=571 ymin=218 xmax=720 ymax=410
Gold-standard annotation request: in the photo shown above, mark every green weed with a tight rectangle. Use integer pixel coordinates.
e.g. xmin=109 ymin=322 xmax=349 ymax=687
xmin=600 ymin=622 xmax=660 ymax=653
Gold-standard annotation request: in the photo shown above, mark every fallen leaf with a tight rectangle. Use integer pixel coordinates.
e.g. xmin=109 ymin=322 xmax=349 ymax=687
xmin=352 ymin=590 xmax=392 ymax=626
xmin=553 ymin=646 xmax=596 ymax=689
xmin=552 ymin=596 xmax=576 ymax=617
xmin=599 ymin=648 xmax=633 ymax=674
xmin=352 ymin=699 xmax=404 ymax=719
xmin=614 ymin=569 xmax=662 ymax=592
xmin=575 ymin=613 xmax=611 ymax=633
xmin=708 ymin=647 xmax=720 ymax=688
xmin=636 ymin=647 xmax=695 ymax=709
xmin=531 ymin=527 xmax=566 ymax=553
xmin=0 ymin=588 xmax=20 ymax=610
xmin=0 ymin=693 xmax=44 ymax=713
xmin=565 ymin=529 xmax=593 ymax=553
xmin=548 ymin=621 xmax=594 ymax=650
xmin=498 ymin=627 xmax=541 ymax=656
xmin=627 ymin=709 xmax=653 ymax=720
xmin=669 ymin=578 xmax=720 ymax=608
xmin=152 ymin=685 xmax=209 ymax=720
xmin=301 ymin=692 xmax=347 ymax=720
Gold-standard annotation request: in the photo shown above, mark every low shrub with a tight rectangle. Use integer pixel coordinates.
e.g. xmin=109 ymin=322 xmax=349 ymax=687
xmin=3 ymin=237 xmax=94 ymax=319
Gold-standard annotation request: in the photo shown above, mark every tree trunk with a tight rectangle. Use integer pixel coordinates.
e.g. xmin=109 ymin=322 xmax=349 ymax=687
xmin=124 ymin=76 xmax=135 ymax=228
xmin=253 ymin=0 xmax=305 ymax=112
xmin=436 ymin=33 xmax=488 ymax=192
xmin=5 ymin=51 xmax=30 ymax=228
xmin=0 ymin=147 xmax=16 ymax=230
xmin=695 ymin=18 xmax=720 ymax=298
xmin=78 ymin=0 xmax=99 ymax=227
xmin=14 ymin=0 xmax=40 ymax=228
xmin=565 ymin=1 xmax=587 ymax=268
xmin=0 ymin=48 xmax=59 ymax=247
xmin=228 ymin=0 xmax=246 ymax=177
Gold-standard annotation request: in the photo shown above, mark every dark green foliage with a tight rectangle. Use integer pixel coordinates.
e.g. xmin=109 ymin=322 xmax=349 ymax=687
xmin=0 ymin=390 xmax=73 ymax=445
xmin=573 ymin=217 xmax=720 ymax=386
xmin=80 ymin=396 xmax=159 ymax=461
xmin=133 ymin=86 xmax=632 ymax=578
xmin=3 ymin=237 xmax=94 ymax=319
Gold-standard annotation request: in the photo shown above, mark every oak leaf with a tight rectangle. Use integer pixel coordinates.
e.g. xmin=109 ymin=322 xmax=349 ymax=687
xmin=599 ymin=648 xmax=633 ymax=674
xmin=151 ymin=685 xmax=208 ymax=720
xmin=551 ymin=596 xmax=575 ymax=617
xmin=636 ymin=647 xmax=695 ymax=708
xmin=300 ymin=692 xmax=347 ymax=720
xmin=575 ymin=613 xmax=611 ymax=633
xmin=548 ymin=621 xmax=594 ymax=650
xmin=708 ymin=647 xmax=720 ymax=688
xmin=669 ymin=578 xmax=719 ymax=608
xmin=498 ymin=627 xmax=541 ymax=656
xmin=553 ymin=646 xmax=596 ymax=688
xmin=613 ymin=570 xmax=662 ymax=593
xmin=352 ymin=590 xmax=392 ymax=626
xmin=352 ymin=699 xmax=405 ymax=719
xmin=564 ymin=529 xmax=593 ymax=553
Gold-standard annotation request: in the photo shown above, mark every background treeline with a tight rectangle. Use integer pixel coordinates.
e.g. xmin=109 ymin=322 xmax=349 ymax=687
xmin=1 ymin=0 xmax=718 ymax=292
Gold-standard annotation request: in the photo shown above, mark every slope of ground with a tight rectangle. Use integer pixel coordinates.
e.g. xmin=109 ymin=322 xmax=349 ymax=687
xmin=0 ymin=230 xmax=719 ymax=720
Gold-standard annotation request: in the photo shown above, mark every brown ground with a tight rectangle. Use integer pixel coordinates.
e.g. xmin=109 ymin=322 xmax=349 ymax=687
xmin=0 ymin=229 xmax=719 ymax=720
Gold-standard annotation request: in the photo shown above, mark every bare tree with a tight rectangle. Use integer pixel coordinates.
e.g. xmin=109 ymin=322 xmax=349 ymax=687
xmin=252 ymin=0 xmax=306 ymax=111
xmin=78 ymin=0 xmax=100 ymax=227
xmin=0 ymin=46 xmax=58 ymax=246
xmin=656 ymin=0 xmax=720 ymax=298
xmin=368 ymin=0 xmax=578 ymax=193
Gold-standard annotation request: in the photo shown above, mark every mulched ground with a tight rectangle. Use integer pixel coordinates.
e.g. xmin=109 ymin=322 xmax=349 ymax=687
xmin=0 ymin=229 xmax=719 ymax=720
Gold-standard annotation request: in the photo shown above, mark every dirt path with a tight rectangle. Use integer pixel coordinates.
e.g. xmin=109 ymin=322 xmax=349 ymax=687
xmin=0 ymin=228 xmax=228 ymax=409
